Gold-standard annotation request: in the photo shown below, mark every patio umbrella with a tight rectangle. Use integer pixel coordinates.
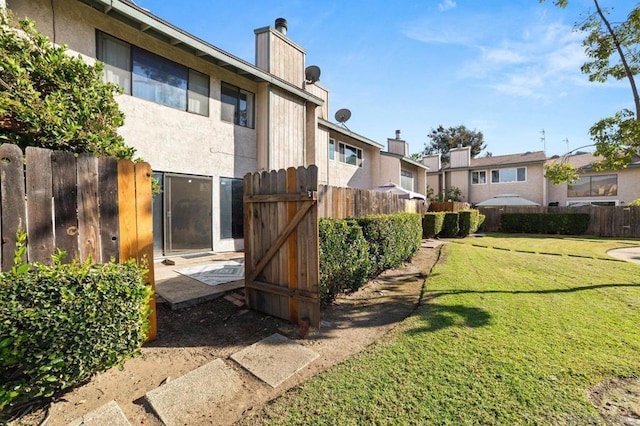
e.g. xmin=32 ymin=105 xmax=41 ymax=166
xmin=475 ymin=194 xmax=540 ymax=207
xmin=374 ymin=182 xmax=426 ymax=200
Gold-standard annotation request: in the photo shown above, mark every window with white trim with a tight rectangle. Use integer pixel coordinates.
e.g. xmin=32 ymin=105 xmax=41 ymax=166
xmin=472 ymin=170 xmax=487 ymax=184
xmin=96 ymin=31 xmax=209 ymax=116
xmin=338 ymin=142 xmax=363 ymax=167
xmin=400 ymin=169 xmax=414 ymax=191
xmin=567 ymin=174 xmax=617 ymax=197
xmin=491 ymin=167 xmax=526 ymax=183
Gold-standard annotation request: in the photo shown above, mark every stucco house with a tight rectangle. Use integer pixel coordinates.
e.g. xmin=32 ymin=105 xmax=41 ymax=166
xmin=9 ymin=0 xmax=426 ymax=257
xmin=423 ymin=147 xmax=548 ymax=205
xmin=546 ymin=152 xmax=640 ymax=206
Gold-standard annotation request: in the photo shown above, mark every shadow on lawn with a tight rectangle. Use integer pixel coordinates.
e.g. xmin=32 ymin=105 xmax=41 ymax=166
xmin=407 ymin=303 xmax=492 ymax=335
xmin=427 ymin=282 xmax=639 ymax=298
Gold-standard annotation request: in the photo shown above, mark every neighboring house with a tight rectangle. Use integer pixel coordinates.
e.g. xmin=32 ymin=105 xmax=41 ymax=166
xmin=546 ymin=153 xmax=640 ymax=206
xmin=423 ymin=147 xmax=547 ymax=205
xmin=10 ymin=0 xmax=426 ymax=257
xmin=379 ymin=130 xmax=427 ymax=195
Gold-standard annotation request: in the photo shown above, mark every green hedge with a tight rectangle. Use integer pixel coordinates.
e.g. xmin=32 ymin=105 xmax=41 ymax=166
xmin=458 ymin=210 xmax=483 ymax=237
xmin=501 ymin=213 xmax=590 ymax=235
xmin=422 ymin=212 xmax=445 ymax=238
xmin=439 ymin=212 xmax=460 ymax=237
xmin=319 ymin=219 xmax=370 ymax=306
xmin=357 ymin=213 xmax=422 ymax=276
xmin=0 ymin=238 xmax=150 ymax=412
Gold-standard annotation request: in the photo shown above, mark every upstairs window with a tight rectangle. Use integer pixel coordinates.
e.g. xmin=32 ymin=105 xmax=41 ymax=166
xmin=568 ymin=174 xmax=617 ymax=197
xmin=338 ymin=142 xmax=363 ymax=167
xmin=329 ymin=139 xmax=335 ymax=160
xmin=491 ymin=167 xmax=526 ymax=183
xmin=221 ymin=82 xmax=255 ymax=128
xmin=472 ymin=170 xmax=487 ymax=184
xmin=97 ymin=31 xmax=209 ymax=115
xmin=401 ymin=169 xmax=414 ymax=191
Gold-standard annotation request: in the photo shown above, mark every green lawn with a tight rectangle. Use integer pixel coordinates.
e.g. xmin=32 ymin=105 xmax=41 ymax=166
xmin=252 ymin=236 xmax=640 ymax=425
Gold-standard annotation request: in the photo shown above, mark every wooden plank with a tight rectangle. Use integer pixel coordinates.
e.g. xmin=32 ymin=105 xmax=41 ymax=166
xmin=304 ymin=165 xmax=320 ymax=327
xmin=296 ymin=166 xmax=310 ymax=324
xmin=267 ymin=170 xmax=279 ymax=318
xmin=243 ymin=173 xmax=254 ymax=308
xmin=244 ymin=192 xmax=317 ymax=203
xmin=246 ymin=280 xmax=318 ymax=303
xmin=98 ymin=156 xmax=119 ymax=262
xmin=52 ymin=150 xmax=79 ymax=262
xmin=25 ymin=147 xmax=54 ymax=264
xmin=118 ymin=160 xmax=137 ymax=261
xmin=277 ymin=168 xmax=289 ymax=318
xmin=77 ymin=154 xmax=100 ymax=262
xmin=0 ymin=144 xmax=26 ymax=271
xmin=286 ymin=167 xmax=299 ymax=324
xmin=134 ymin=162 xmax=157 ymax=341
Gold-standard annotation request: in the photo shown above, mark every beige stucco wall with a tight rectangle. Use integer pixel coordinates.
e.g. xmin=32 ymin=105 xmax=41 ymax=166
xmin=9 ymin=0 xmax=265 ymax=252
xmin=449 ymin=146 xmax=471 ymax=168
xmin=446 ymin=169 xmax=469 ymax=201
xmin=327 ymin=137 xmax=379 ymax=190
xmin=468 ymin=164 xmax=546 ymax=205
xmin=547 ymin=167 xmax=640 ymax=206
xmin=379 ymin=155 xmax=400 ymax=187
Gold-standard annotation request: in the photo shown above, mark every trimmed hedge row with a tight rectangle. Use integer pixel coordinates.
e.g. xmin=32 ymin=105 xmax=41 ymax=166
xmin=501 ymin=213 xmax=590 ymax=235
xmin=423 ymin=210 xmax=485 ymax=238
xmin=319 ymin=213 xmax=421 ymax=305
xmin=0 ymin=236 xmax=150 ymax=413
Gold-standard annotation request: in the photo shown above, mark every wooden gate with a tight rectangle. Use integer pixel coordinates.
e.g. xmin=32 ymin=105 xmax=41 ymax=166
xmin=243 ymin=165 xmax=320 ymax=327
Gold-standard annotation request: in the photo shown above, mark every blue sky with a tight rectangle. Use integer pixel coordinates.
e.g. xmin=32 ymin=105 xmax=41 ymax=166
xmin=133 ymin=0 xmax=632 ymax=157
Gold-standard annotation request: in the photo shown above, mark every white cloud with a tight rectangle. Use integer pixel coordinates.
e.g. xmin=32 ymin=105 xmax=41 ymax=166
xmin=438 ymin=0 xmax=457 ymax=12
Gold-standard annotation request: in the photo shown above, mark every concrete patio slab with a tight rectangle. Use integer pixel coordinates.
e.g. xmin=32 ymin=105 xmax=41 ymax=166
xmin=144 ymin=358 xmax=242 ymax=426
xmin=67 ymin=400 xmax=130 ymax=426
xmin=231 ymin=333 xmax=319 ymax=387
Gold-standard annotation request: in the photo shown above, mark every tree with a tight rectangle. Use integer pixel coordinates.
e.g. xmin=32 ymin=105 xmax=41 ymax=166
xmin=0 ymin=13 xmax=135 ymax=159
xmin=423 ymin=125 xmax=486 ymax=163
xmin=542 ymin=1 xmax=640 ymax=183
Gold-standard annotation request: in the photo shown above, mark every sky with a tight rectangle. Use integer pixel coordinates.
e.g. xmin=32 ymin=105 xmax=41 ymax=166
xmin=132 ymin=0 xmax=634 ymax=158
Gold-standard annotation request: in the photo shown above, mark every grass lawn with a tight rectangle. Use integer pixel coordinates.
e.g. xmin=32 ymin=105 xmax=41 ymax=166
xmin=253 ymin=235 xmax=640 ymax=425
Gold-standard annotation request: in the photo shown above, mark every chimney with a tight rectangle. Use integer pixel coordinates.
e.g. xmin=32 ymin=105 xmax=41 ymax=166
xmin=275 ymin=18 xmax=288 ymax=35
xmin=395 ymin=129 xmax=401 ymax=140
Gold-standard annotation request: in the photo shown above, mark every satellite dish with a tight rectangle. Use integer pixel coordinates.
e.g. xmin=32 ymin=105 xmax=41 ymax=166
xmin=335 ymin=108 xmax=351 ymax=124
xmin=305 ymin=65 xmax=321 ymax=84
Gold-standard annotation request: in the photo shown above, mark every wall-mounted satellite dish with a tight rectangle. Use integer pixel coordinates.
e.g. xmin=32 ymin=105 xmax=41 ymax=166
xmin=335 ymin=108 xmax=351 ymax=124
xmin=305 ymin=65 xmax=321 ymax=84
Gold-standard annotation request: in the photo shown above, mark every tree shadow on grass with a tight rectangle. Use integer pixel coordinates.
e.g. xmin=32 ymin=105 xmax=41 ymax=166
xmin=426 ymin=282 xmax=639 ymax=299
xmin=406 ymin=303 xmax=492 ymax=335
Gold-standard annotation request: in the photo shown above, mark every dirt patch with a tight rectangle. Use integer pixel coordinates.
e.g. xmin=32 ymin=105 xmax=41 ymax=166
xmin=590 ymin=378 xmax=640 ymax=425
xmin=10 ymin=243 xmax=441 ymax=426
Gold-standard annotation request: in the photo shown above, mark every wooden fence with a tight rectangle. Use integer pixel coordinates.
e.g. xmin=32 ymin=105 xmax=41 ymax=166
xmin=317 ymin=185 xmax=428 ymax=219
xmin=478 ymin=205 xmax=640 ymax=238
xmin=429 ymin=201 xmax=469 ymax=212
xmin=0 ymin=144 xmax=156 ymax=340
xmin=243 ymin=166 xmax=320 ymax=328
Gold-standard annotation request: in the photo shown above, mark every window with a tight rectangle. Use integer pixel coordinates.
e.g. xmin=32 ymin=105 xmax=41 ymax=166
xmin=220 ymin=178 xmax=244 ymax=239
xmin=337 ymin=142 xmax=363 ymax=167
xmin=472 ymin=170 xmax=487 ymax=185
xmin=568 ymin=174 xmax=617 ymax=197
xmin=491 ymin=167 xmax=526 ymax=183
xmin=221 ymin=82 xmax=255 ymax=128
xmin=401 ymin=169 xmax=413 ymax=191
xmin=329 ymin=139 xmax=335 ymax=160
xmin=96 ymin=31 xmax=209 ymax=115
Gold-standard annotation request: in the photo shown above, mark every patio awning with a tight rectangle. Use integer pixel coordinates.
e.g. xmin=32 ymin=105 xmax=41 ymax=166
xmin=476 ymin=194 xmax=540 ymax=207
xmin=374 ymin=182 xmax=426 ymax=200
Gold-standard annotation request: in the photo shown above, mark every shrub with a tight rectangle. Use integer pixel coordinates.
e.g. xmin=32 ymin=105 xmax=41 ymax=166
xmin=0 ymin=235 xmax=150 ymax=412
xmin=357 ymin=213 xmax=422 ymax=276
xmin=422 ymin=212 xmax=445 ymax=238
xmin=500 ymin=213 xmax=590 ymax=235
xmin=319 ymin=219 xmax=370 ymax=305
xmin=458 ymin=209 xmax=482 ymax=237
xmin=439 ymin=212 xmax=460 ymax=237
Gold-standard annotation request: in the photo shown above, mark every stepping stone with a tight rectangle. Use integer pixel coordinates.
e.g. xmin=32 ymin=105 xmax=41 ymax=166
xmin=67 ymin=400 xmax=130 ymax=426
xmin=231 ymin=333 xmax=319 ymax=387
xmin=144 ymin=358 xmax=241 ymax=426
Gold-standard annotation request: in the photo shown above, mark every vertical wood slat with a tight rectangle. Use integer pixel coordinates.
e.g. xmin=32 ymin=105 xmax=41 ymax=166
xmin=118 ymin=160 xmax=137 ymax=261
xmin=52 ymin=151 xmax=79 ymax=262
xmin=99 ymin=157 xmax=119 ymax=262
xmin=134 ymin=162 xmax=157 ymax=341
xmin=77 ymin=154 xmax=101 ymax=262
xmin=0 ymin=144 xmax=26 ymax=270
xmin=25 ymin=147 xmax=54 ymax=264
xmin=277 ymin=169 xmax=289 ymax=318
xmin=286 ymin=167 xmax=299 ymax=324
